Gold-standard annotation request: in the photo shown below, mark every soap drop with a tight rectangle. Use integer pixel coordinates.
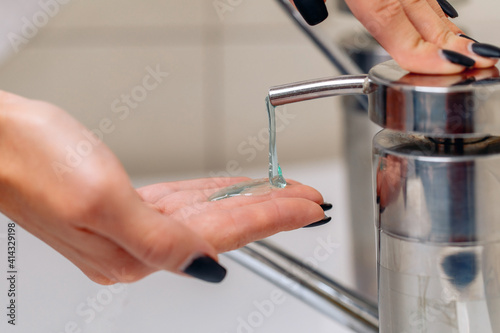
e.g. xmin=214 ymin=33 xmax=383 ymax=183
xmin=267 ymin=96 xmax=286 ymax=189
xmin=209 ymin=96 xmax=286 ymax=202
xmin=209 ymin=178 xmax=276 ymax=201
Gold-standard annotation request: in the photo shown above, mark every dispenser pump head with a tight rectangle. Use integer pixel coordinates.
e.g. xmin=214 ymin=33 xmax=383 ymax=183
xmin=368 ymin=60 xmax=500 ymax=137
xmin=268 ymin=60 xmax=500 ymax=137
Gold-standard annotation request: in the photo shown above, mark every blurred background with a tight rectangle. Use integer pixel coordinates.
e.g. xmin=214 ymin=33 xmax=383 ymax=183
xmin=0 ymin=0 xmax=345 ymax=178
xmin=0 ymin=0 xmax=499 ymax=332
xmin=0 ymin=0 xmax=497 ymax=177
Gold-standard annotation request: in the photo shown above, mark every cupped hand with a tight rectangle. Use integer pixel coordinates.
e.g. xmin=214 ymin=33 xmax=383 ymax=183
xmin=292 ymin=0 xmax=500 ymax=74
xmin=137 ymin=178 xmax=326 ymax=253
xmin=0 ymin=91 xmax=325 ymax=285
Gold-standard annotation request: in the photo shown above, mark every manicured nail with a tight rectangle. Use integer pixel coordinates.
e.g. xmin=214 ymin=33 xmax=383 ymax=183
xmin=437 ymin=0 xmax=458 ymax=18
xmin=458 ymin=34 xmax=478 ymax=43
xmin=471 ymin=43 xmax=500 ymax=58
xmin=183 ymin=256 xmax=227 ymax=283
xmin=294 ymin=0 xmax=328 ymax=26
xmin=441 ymin=49 xmax=475 ymax=67
xmin=303 ymin=216 xmax=331 ymax=228
xmin=320 ymin=203 xmax=333 ymax=211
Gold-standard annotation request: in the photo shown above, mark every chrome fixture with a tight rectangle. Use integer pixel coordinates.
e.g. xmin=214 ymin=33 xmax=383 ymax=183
xmin=226 ymin=1 xmax=492 ymax=332
xmin=265 ymin=60 xmax=500 ymax=332
xmin=228 ymin=60 xmax=500 ymax=333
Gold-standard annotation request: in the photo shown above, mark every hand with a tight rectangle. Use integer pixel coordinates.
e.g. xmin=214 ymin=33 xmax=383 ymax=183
xmin=0 ymin=91 xmax=325 ymax=285
xmin=292 ymin=0 xmax=500 ymax=74
xmin=137 ymin=178 xmax=326 ymax=253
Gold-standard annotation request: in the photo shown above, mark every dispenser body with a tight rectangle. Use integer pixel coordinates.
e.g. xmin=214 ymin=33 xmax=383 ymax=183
xmin=374 ymin=130 xmax=500 ymax=332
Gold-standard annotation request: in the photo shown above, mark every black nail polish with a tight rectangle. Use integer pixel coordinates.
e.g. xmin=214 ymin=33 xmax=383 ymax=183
xmin=184 ymin=256 xmax=227 ymax=283
xmin=294 ymin=0 xmax=328 ymax=26
xmin=458 ymin=34 xmax=478 ymax=43
xmin=303 ymin=216 xmax=331 ymax=228
xmin=437 ymin=0 xmax=458 ymax=18
xmin=441 ymin=49 xmax=475 ymax=67
xmin=320 ymin=203 xmax=333 ymax=211
xmin=471 ymin=43 xmax=500 ymax=58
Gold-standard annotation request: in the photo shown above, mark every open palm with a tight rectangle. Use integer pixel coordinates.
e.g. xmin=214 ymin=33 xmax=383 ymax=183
xmin=137 ymin=177 xmax=326 ymax=253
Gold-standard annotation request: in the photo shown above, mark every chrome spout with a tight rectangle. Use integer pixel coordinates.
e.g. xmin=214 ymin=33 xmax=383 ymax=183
xmin=255 ymin=73 xmax=377 ymax=333
xmin=274 ymin=0 xmax=372 ymax=110
xmin=268 ymin=75 xmax=373 ymax=107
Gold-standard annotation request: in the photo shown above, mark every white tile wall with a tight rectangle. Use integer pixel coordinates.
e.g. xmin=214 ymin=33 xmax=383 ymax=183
xmin=455 ymin=0 xmax=500 ymax=42
xmin=48 ymin=0 xmax=206 ymax=28
xmin=0 ymin=0 xmax=346 ymax=177
xmin=17 ymin=0 xmax=500 ymax=178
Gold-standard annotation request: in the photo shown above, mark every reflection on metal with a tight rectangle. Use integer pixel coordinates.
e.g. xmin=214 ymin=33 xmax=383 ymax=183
xmin=268 ymin=74 xmax=372 ymax=106
xmin=232 ymin=60 xmax=500 ymax=332
xmin=374 ymin=130 xmax=500 ymax=332
xmin=226 ymin=241 xmax=379 ymax=333
xmin=336 ymin=0 xmax=468 ymax=15
xmin=270 ymin=60 xmax=500 ymax=137
xmin=232 ymin=1 xmax=496 ymax=332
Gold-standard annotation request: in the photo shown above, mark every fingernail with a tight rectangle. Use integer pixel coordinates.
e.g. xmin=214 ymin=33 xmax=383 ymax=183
xmin=303 ymin=216 xmax=331 ymax=228
xmin=440 ymin=49 xmax=475 ymax=67
xmin=294 ymin=0 xmax=329 ymax=26
xmin=458 ymin=34 xmax=478 ymax=43
xmin=320 ymin=202 xmax=333 ymax=211
xmin=183 ymin=256 xmax=227 ymax=283
xmin=471 ymin=43 xmax=500 ymax=58
xmin=437 ymin=0 xmax=458 ymax=18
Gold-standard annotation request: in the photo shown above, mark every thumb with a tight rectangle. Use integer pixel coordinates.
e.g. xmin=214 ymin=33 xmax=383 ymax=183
xmin=104 ymin=202 xmax=227 ymax=283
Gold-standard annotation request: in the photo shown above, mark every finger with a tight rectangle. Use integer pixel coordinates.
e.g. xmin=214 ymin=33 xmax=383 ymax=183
xmin=284 ymin=178 xmax=304 ymax=185
xmin=346 ymin=0 xmax=467 ymax=73
xmin=0 ymin=90 xmax=31 ymax=106
xmin=183 ymin=198 xmax=325 ymax=253
xmin=400 ymin=0 xmax=497 ymax=68
xmin=425 ymin=0 xmax=461 ymax=33
xmin=137 ymin=177 xmax=250 ymax=203
xmin=96 ymin=202 xmax=227 ymax=283
xmin=206 ymin=183 xmax=324 ymax=210
xmin=139 ymin=178 xmax=305 ymax=207
xmin=152 ymin=183 xmax=324 ymax=218
xmin=434 ymin=0 xmax=457 ymax=19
